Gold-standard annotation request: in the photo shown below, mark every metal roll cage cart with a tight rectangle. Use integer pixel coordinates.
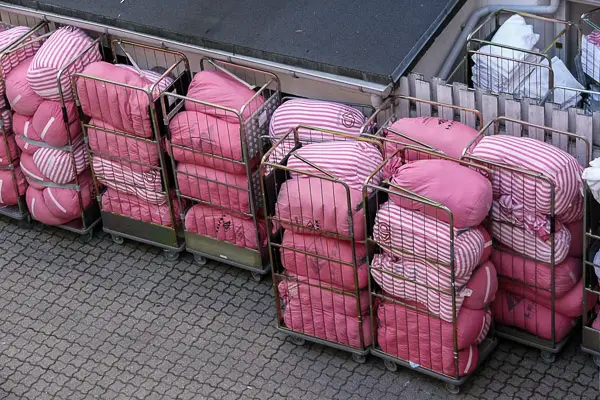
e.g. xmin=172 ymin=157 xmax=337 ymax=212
xmin=163 ymin=58 xmax=281 ymax=281
xmin=19 ymin=28 xmax=106 ymax=241
xmin=261 ymin=125 xmax=383 ymax=364
xmin=364 ymin=146 xmax=497 ymax=395
xmin=0 ymin=20 xmax=50 ymax=225
xmin=463 ymin=116 xmax=590 ymax=363
xmin=74 ymin=39 xmax=192 ymax=260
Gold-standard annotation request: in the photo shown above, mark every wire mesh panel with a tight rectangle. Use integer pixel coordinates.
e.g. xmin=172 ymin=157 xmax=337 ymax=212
xmin=262 ymin=125 xmax=384 ymax=361
xmin=74 ymin=39 xmax=191 ymax=260
xmin=363 ymin=95 xmax=483 ymax=161
xmin=365 ymin=146 xmax=497 ymax=394
xmin=463 ymin=117 xmax=590 ymax=362
xmin=448 ymin=10 xmax=578 ymax=104
xmin=0 ymin=20 xmax=51 ymax=223
xmin=163 ymin=59 xmax=281 ymax=280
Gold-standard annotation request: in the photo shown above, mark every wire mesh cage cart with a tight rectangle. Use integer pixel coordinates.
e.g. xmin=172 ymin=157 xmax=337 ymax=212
xmin=163 ymin=58 xmax=281 ymax=280
xmin=448 ymin=10 xmax=579 ymax=104
xmin=16 ymin=26 xmax=108 ymax=241
xmin=364 ymin=146 xmax=497 ymax=394
xmin=0 ymin=20 xmax=51 ymax=224
xmin=463 ymin=117 xmax=590 ymax=363
xmin=261 ymin=125 xmax=384 ymax=363
xmin=74 ymin=39 xmax=192 ymax=260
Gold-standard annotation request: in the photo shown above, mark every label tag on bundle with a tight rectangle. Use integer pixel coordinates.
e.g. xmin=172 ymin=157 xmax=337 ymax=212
xmin=409 ymin=362 xmax=420 ymax=369
xmin=462 ymin=288 xmax=473 ymax=297
xmin=259 ymin=110 xmax=268 ymax=127
xmin=219 ymin=254 xmax=228 ymax=260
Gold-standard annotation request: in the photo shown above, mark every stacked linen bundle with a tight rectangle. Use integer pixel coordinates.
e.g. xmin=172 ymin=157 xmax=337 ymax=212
xmin=471 ymin=15 xmax=540 ymax=94
xmin=13 ymin=27 xmax=101 ymax=225
xmin=75 ymin=61 xmax=180 ymax=226
xmin=469 ymin=135 xmax=588 ymax=341
xmin=371 ymin=157 xmax=497 ymax=377
xmin=274 ymin=139 xmax=383 ymax=348
xmin=168 ymin=70 xmax=267 ymax=248
xmin=0 ymin=26 xmax=46 ymax=208
xmin=582 ymin=32 xmax=600 ymax=84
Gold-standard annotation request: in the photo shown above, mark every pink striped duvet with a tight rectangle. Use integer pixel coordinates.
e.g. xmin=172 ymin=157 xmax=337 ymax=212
xmin=32 ymin=136 xmax=88 ymax=184
xmin=27 ymin=27 xmax=102 ymax=101
xmin=285 ymin=141 xmax=383 ymax=190
xmin=371 ymin=253 xmax=497 ymax=322
xmin=490 ymin=197 xmax=571 ymax=264
xmin=102 ymin=188 xmax=182 ymax=226
xmin=5 ymin=57 xmax=43 ymax=117
xmin=92 ymin=156 xmax=165 ymax=205
xmin=373 ymin=202 xmax=486 ymax=278
xmin=0 ymin=167 xmax=26 ymax=205
xmin=468 ymin=135 xmax=584 ymax=220
xmin=0 ymin=26 xmax=42 ymax=78
xmin=15 ymin=134 xmax=40 ymax=155
xmin=31 ymin=100 xmax=80 ymax=147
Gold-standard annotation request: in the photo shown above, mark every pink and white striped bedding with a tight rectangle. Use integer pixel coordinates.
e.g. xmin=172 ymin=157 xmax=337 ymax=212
xmin=373 ymin=202 xmax=485 ymax=279
xmin=76 ymin=61 xmax=174 ymax=137
xmin=27 ymin=27 xmax=102 ymax=101
xmin=371 ymin=254 xmax=497 ymax=322
xmin=468 ymin=135 xmax=584 ymax=220
xmin=176 ymin=163 xmax=252 ymax=213
xmin=15 ymin=134 xmax=40 ymax=155
xmin=0 ymin=167 xmax=26 ymax=205
xmin=491 ymin=249 xmax=580 ymax=299
xmin=185 ymin=70 xmax=264 ymax=123
xmin=0 ymin=26 xmax=42 ymax=78
xmin=5 ymin=57 xmax=43 ymax=116
xmin=86 ymin=119 xmax=159 ymax=173
xmin=492 ymin=289 xmax=576 ymax=341
xmin=387 ymin=159 xmax=492 ymax=229
xmin=490 ymin=197 xmax=571 ymax=264
xmin=31 ymin=100 xmax=80 ymax=147
xmin=19 ymin=152 xmax=47 ymax=190
xmin=383 ymin=117 xmax=480 ymax=161
xmin=280 ymin=231 xmax=369 ymax=291
xmin=32 ymin=136 xmax=88 ymax=184
xmin=26 ymin=171 xmax=94 ymax=225
xmin=279 ymin=281 xmax=372 ymax=349
xmin=279 ymin=275 xmax=370 ymax=316
xmin=276 ymin=177 xmax=365 ymax=238
xmin=13 ymin=113 xmax=39 ymax=141
xmin=101 ymin=188 xmax=181 ymax=226
xmin=285 ymin=141 xmax=383 ymax=190
xmin=0 ymin=134 xmax=18 ymax=166
xmin=376 ymin=298 xmax=486 ymax=377
xmin=185 ymin=203 xmax=267 ymax=249
xmin=169 ymin=110 xmax=246 ymax=174
xmin=92 ymin=156 xmax=165 ymax=205
xmin=269 ymin=98 xmax=367 ymax=142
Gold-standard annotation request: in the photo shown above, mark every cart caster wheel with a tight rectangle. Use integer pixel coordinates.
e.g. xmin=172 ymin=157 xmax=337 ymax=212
xmin=164 ymin=250 xmax=179 ymax=262
xmin=194 ymin=254 xmax=207 ymax=266
xmin=82 ymin=231 xmax=94 ymax=243
xmin=18 ymin=218 xmax=31 ymax=229
xmin=291 ymin=337 xmax=305 ymax=346
xmin=593 ymin=355 xmax=600 ymax=368
xmin=250 ymin=272 xmax=263 ymax=282
xmin=352 ymin=354 xmax=367 ymax=364
xmin=445 ymin=383 xmax=460 ymax=395
xmin=384 ymin=359 xmax=397 ymax=372
xmin=541 ymin=350 xmax=556 ymax=364
xmin=111 ymin=234 xmax=124 ymax=245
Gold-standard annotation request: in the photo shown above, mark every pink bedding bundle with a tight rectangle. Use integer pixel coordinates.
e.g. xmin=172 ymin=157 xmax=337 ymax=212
xmin=0 ymin=26 xmax=42 ymax=78
xmin=492 ymin=289 xmax=576 ymax=341
xmin=0 ymin=167 xmax=26 ymax=205
xmin=5 ymin=58 xmax=43 ymax=116
xmin=383 ymin=117 xmax=479 ymax=160
xmin=102 ymin=188 xmax=182 ymax=226
xmin=387 ymin=159 xmax=492 ymax=229
xmin=27 ymin=27 xmax=102 ymax=101
xmin=0 ymin=134 xmax=18 ymax=166
xmin=370 ymin=253 xmax=497 ymax=322
xmin=31 ymin=136 xmax=88 ymax=184
xmin=185 ymin=203 xmax=267 ymax=249
xmin=280 ymin=231 xmax=369 ymax=291
xmin=376 ymin=297 xmax=490 ymax=377
xmin=373 ymin=202 xmax=486 ymax=279
xmin=279 ymin=278 xmax=372 ymax=348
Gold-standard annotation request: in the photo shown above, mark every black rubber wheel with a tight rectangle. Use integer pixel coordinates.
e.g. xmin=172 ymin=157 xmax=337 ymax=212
xmin=541 ymin=350 xmax=556 ymax=364
xmin=251 ymin=271 xmax=263 ymax=282
xmin=352 ymin=354 xmax=367 ymax=364
xmin=593 ymin=355 xmax=600 ymax=368
xmin=111 ymin=234 xmax=124 ymax=245
xmin=164 ymin=250 xmax=180 ymax=262
xmin=291 ymin=336 xmax=306 ymax=346
xmin=445 ymin=383 xmax=460 ymax=395
xmin=384 ymin=359 xmax=397 ymax=372
xmin=194 ymin=254 xmax=207 ymax=266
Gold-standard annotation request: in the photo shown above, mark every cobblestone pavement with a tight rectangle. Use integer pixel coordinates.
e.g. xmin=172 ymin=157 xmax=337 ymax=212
xmin=0 ymin=216 xmax=599 ymax=400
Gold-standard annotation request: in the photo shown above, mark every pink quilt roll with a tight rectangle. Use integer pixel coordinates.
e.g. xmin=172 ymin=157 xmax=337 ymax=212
xmin=31 ymin=100 xmax=81 ymax=147
xmin=0 ymin=167 xmax=27 ymax=205
xmin=101 ymin=188 xmax=181 ymax=227
xmin=0 ymin=134 xmax=19 ymax=166
xmin=5 ymin=57 xmax=43 ymax=116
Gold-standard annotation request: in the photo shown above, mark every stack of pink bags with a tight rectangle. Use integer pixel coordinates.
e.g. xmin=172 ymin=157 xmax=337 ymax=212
xmin=0 ymin=26 xmax=45 ymax=208
xmin=276 ymin=140 xmax=383 ymax=348
xmin=13 ymin=27 xmax=101 ymax=225
xmin=169 ymin=70 xmax=268 ymax=248
xmin=468 ymin=135 xmax=594 ymax=342
xmin=372 ymin=153 xmax=497 ymax=378
xmin=76 ymin=61 xmax=178 ymax=226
